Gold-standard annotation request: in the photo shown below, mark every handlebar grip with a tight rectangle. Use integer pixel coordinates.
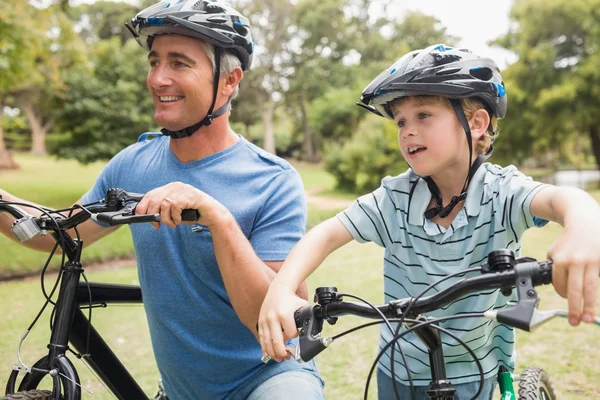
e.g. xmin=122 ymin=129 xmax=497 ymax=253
xmin=532 ymin=260 xmax=553 ymax=286
xmin=181 ymin=209 xmax=200 ymax=222
xmin=294 ymin=309 xmax=303 ymax=328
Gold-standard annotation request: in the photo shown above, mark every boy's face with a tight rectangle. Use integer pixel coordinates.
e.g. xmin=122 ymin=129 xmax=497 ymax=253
xmin=391 ymin=97 xmax=469 ymax=178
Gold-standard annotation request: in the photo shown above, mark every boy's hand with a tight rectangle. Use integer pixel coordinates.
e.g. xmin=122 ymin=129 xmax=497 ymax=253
xmin=548 ymin=223 xmax=600 ymax=326
xmin=258 ymin=283 xmax=308 ymax=362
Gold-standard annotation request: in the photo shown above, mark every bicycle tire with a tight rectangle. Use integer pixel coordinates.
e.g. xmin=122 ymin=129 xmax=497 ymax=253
xmin=0 ymin=390 xmax=52 ymax=400
xmin=517 ymin=367 xmax=556 ymax=400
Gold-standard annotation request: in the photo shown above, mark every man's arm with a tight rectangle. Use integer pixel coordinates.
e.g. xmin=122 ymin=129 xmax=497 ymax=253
xmin=0 ymin=189 xmax=118 ymax=252
xmin=209 ymin=214 xmax=309 ymax=338
xmin=134 ymin=181 xmax=308 ymax=339
xmin=530 ymin=185 xmax=600 ymax=325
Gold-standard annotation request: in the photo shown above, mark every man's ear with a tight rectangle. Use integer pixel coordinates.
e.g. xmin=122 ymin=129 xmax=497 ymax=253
xmin=470 ymin=108 xmax=490 ymax=141
xmin=221 ymin=68 xmax=243 ymax=97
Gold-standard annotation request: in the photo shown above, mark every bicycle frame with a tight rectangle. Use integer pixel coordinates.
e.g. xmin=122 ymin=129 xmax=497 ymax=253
xmin=403 ymin=321 xmax=519 ymax=399
xmin=2 ymin=189 xmax=197 ymax=400
xmin=5 ymin=238 xmax=148 ymax=400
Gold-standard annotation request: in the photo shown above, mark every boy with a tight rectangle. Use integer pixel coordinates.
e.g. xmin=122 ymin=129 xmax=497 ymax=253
xmin=257 ymin=44 xmax=600 ymax=398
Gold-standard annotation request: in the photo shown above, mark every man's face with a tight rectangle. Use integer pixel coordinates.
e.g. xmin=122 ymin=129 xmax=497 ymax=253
xmin=146 ymin=35 xmax=214 ymax=131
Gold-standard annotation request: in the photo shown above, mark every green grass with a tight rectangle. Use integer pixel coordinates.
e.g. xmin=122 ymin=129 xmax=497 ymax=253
xmin=291 ymin=160 xmax=359 ymax=201
xmin=0 ymin=153 xmax=135 ymax=279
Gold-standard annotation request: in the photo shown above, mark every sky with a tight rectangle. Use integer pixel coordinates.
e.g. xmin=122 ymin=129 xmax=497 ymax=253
xmin=388 ymin=0 xmax=517 ymax=68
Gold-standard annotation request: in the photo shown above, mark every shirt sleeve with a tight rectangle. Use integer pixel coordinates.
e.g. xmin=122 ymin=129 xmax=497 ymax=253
xmin=495 ymin=166 xmax=549 ymax=240
xmin=250 ymin=169 xmax=307 ymax=261
xmin=81 ymin=158 xmax=119 ymax=206
xmin=336 ymin=179 xmax=396 ymax=248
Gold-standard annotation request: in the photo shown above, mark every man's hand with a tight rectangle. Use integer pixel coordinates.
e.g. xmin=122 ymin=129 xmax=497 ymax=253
xmin=135 ymin=182 xmax=229 ymax=230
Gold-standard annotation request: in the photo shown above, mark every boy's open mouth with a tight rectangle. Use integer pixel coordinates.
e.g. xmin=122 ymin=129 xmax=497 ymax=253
xmin=407 ymin=146 xmax=427 ymax=155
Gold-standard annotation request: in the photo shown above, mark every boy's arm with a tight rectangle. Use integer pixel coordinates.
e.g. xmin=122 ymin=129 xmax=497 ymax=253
xmin=530 ymin=185 xmax=600 ymax=325
xmin=258 ymin=217 xmax=353 ymax=360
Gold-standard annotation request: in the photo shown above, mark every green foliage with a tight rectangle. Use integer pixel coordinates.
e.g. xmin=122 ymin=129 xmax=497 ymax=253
xmin=324 ymin=114 xmax=408 ymax=193
xmin=52 ymin=39 xmax=156 ymax=163
xmin=0 ymin=1 xmax=50 ymax=95
xmin=308 ymin=80 xmax=369 ymax=144
xmin=494 ymin=0 xmax=600 ymax=168
xmin=2 ymin=114 xmax=29 ymax=150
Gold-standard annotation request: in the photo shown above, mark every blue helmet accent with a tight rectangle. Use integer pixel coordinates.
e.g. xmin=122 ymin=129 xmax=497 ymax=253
xmin=494 ymin=82 xmax=506 ymax=97
xmin=434 ymin=44 xmax=453 ymax=52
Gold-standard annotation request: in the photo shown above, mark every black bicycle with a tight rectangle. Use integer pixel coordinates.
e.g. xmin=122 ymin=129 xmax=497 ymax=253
xmin=291 ymin=250 xmax=600 ymax=400
xmin=0 ymin=188 xmax=198 ymax=400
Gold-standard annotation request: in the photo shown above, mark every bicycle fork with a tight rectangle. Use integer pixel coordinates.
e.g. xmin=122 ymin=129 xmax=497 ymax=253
xmin=497 ymin=365 xmax=517 ymax=400
xmin=5 ymin=237 xmax=84 ymax=400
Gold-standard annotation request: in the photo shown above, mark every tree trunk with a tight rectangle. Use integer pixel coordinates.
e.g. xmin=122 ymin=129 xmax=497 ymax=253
xmin=243 ymin=123 xmax=251 ymax=141
xmin=0 ymin=115 xmax=19 ymax=170
xmin=23 ymin=102 xmax=48 ymax=155
xmin=262 ymin=102 xmax=275 ymax=154
xmin=299 ymin=95 xmax=316 ymax=162
xmin=589 ymin=126 xmax=600 ymax=171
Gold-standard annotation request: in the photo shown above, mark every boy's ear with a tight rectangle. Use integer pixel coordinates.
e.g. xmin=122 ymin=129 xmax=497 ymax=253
xmin=469 ymin=108 xmax=490 ymax=140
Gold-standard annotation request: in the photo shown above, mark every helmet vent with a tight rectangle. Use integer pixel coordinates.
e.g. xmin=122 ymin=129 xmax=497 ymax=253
xmin=470 ymin=67 xmax=493 ymax=81
xmin=207 ymin=16 xmax=227 ymax=23
xmin=206 ymin=3 xmax=226 ymax=13
xmin=437 ymin=67 xmax=461 ymax=76
xmin=191 ymin=1 xmax=205 ymax=10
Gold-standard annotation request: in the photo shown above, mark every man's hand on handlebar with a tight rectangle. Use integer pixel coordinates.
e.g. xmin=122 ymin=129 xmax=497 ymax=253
xmin=258 ymin=282 xmax=308 ymax=362
xmin=135 ymin=182 xmax=224 ymax=230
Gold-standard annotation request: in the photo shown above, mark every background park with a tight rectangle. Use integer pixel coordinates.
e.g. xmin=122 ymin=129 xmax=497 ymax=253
xmin=1 ymin=0 xmax=599 ymax=398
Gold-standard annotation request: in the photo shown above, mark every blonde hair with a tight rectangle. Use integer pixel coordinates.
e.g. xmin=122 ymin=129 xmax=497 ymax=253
xmin=392 ymin=95 xmax=499 ymax=154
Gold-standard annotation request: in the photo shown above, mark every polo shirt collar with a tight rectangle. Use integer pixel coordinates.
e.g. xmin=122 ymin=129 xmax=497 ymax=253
xmin=407 ymin=165 xmax=488 ymax=226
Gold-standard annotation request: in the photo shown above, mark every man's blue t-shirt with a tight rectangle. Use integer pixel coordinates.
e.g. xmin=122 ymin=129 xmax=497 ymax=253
xmin=81 ymin=135 xmax=316 ymax=399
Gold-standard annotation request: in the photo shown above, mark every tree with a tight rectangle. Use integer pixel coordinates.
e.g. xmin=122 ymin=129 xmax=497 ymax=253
xmin=494 ymin=0 xmax=600 ymax=168
xmin=232 ymin=0 xmax=296 ymax=154
xmin=51 ymin=38 xmax=155 ymax=163
xmin=0 ymin=1 xmax=48 ymax=167
xmin=66 ymin=1 xmax=142 ymax=45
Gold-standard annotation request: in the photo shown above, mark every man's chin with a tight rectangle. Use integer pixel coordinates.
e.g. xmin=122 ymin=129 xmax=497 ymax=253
xmin=155 ymin=118 xmax=187 ymax=133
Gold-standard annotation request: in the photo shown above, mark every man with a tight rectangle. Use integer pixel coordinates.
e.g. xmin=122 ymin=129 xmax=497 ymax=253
xmin=0 ymin=1 xmax=324 ymax=399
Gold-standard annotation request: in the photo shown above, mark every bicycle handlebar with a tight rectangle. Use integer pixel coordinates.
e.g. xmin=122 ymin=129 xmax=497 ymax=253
xmin=0 ymin=188 xmax=201 ymax=242
xmin=292 ymin=251 xmax=554 ymax=362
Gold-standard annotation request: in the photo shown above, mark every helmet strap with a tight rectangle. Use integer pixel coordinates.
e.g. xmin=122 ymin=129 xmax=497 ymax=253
xmin=424 ymin=99 xmax=491 ymax=219
xmin=161 ymin=47 xmax=230 ymax=139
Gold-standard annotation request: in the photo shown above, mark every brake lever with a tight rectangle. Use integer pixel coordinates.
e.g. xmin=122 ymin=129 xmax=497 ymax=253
xmin=92 ymin=203 xmax=160 ymax=226
xmin=529 ymin=309 xmax=600 ymax=329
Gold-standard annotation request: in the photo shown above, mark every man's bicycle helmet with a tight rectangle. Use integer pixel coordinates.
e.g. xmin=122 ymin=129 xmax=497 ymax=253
xmin=357 ymin=44 xmax=508 ymax=219
xmin=126 ymin=0 xmax=254 ymax=138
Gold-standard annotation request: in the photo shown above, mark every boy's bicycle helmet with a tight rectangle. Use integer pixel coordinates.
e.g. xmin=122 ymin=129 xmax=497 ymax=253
xmin=358 ymin=44 xmax=506 ymax=120
xmin=357 ymin=44 xmax=508 ymax=219
xmin=126 ymin=0 xmax=254 ymax=138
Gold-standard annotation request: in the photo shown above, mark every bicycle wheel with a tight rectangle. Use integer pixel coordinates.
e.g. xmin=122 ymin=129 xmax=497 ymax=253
xmin=517 ymin=367 xmax=556 ymax=400
xmin=0 ymin=390 xmax=52 ymax=400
